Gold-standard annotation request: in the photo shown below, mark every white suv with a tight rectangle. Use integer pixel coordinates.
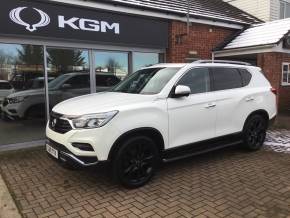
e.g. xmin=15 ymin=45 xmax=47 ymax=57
xmin=46 ymin=61 xmax=277 ymax=188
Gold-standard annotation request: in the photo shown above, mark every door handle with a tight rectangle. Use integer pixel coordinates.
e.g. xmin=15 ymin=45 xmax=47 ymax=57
xmin=205 ymin=103 xmax=216 ymax=109
xmin=245 ymin=97 xmax=254 ymax=102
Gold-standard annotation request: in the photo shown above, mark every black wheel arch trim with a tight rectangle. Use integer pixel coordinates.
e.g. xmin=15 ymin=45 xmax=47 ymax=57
xmin=244 ymin=109 xmax=270 ymax=129
xmin=108 ymin=127 xmax=165 ymax=161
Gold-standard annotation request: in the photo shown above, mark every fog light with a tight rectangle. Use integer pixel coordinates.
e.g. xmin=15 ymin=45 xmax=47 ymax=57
xmin=72 ymin=143 xmax=94 ymax=151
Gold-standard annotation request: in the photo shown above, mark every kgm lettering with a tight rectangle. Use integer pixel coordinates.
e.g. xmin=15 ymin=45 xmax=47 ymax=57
xmin=58 ymin=16 xmax=120 ymax=34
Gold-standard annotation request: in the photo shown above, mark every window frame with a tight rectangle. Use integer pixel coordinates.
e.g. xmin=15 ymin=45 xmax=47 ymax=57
xmin=280 ymin=1 xmax=290 ymax=19
xmin=172 ymin=67 xmax=211 ymax=96
xmin=282 ymin=62 xmax=290 ymax=86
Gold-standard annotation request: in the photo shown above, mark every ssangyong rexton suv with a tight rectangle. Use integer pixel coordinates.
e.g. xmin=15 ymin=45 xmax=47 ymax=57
xmin=46 ymin=61 xmax=277 ymax=188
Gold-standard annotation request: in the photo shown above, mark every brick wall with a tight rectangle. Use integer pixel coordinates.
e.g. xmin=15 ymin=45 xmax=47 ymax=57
xmin=257 ymin=52 xmax=290 ymax=111
xmin=166 ymin=21 xmax=235 ymax=62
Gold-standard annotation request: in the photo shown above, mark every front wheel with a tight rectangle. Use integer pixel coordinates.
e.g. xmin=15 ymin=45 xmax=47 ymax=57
xmin=113 ymin=136 xmax=159 ymax=188
xmin=243 ymin=114 xmax=267 ymax=151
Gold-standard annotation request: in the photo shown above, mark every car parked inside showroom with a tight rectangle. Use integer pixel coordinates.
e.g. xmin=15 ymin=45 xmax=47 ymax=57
xmin=1 ymin=73 xmax=120 ymax=120
xmin=46 ymin=60 xmax=277 ymax=188
xmin=0 ymin=80 xmax=14 ymax=113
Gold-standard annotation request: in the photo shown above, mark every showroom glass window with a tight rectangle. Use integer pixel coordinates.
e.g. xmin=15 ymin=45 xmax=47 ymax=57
xmin=46 ymin=47 xmax=90 ymax=110
xmin=0 ymin=43 xmax=45 ymax=145
xmin=132 ymin=52 xmax=159 ymax=73
xmin=93 ymin=51 xmax=128 ymax=92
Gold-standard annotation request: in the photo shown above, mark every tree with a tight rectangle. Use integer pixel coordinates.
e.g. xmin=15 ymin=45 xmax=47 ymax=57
xmin=17 ymin=45 xmax=43 ymax=66
xmin=105 ymin=58 xmax=121 ymax=74
xmin=48 ymin=49 xmax=86 ymax=73
xmin=0 ymin=49 xmax=16 ymax=80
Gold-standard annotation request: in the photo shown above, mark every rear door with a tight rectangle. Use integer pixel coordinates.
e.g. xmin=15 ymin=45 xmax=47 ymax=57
xmin=210 ymin=67 xmax=251 ymax=137
xmin=167 ymin=67 xmax=217 ymax=148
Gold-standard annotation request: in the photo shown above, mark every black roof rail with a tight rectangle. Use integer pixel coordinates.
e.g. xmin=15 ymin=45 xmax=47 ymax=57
xmin=193 ymin=60 xmax=252 ymax=66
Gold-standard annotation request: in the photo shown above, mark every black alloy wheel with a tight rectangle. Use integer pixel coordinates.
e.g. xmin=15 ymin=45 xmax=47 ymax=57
xmin=243 ymin=114 xmax=267 ymax=151
xmin=113 ymin=136 xmax=158 ymax=188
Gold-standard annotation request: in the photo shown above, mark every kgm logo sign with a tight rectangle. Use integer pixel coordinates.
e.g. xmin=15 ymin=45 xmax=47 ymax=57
xmin=10 ymin=7 xmax=50 ymax=32
xmin=9 ymin=7 xmax=120 ymax=34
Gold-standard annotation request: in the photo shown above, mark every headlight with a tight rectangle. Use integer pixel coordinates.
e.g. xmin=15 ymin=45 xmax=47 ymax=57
xmin=8 ymin=96 xmax=28 ymax=104
xmin=71 ymin=111 xmax=118 ymax=129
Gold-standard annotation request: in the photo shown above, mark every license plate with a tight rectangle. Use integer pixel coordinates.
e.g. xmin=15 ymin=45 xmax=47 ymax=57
xmin=46 ymin=144 xmax=58 ymax=159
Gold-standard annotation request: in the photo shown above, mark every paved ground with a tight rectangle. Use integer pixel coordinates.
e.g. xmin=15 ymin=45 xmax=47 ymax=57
xmin=1 ymin=131 xmax=290 ymax=218
xmin=0 ymin=174 xmax=21 ymax=218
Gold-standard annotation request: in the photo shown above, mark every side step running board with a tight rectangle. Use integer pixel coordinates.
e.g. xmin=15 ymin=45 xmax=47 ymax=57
xmin=162 ymin=140 xmax=243 ymax=163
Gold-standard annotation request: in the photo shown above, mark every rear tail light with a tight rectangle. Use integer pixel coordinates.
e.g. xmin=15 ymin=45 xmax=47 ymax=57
xmin=271 ymin=87 xmax=277 ymax=95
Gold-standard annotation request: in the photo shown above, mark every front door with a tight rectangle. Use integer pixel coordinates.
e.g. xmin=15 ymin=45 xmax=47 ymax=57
xmin=167 ymin=67 xmax=216 ymax=148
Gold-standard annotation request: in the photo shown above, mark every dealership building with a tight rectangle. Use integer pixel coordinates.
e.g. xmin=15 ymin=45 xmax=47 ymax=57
xmin=0 ymin=0 xmax=288 ymax=149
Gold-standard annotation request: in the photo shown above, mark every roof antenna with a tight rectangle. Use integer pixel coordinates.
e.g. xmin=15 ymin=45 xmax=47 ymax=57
xmin=187 ymin=0 xmax=190 ymax=35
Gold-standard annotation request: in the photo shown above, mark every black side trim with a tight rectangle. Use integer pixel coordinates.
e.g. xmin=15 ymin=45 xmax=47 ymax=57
xmin=162 ymin=132 xmax=243 ymax=162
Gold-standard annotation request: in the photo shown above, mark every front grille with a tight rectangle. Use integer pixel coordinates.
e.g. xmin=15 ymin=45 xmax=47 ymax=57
xmin=49 ymin=111 xmax=73 ymax=134
xmin=2 ymin=98 xmax=8 ymax=107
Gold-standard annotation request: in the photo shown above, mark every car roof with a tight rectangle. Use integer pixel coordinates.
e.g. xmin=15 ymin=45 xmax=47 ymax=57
xmin=148 ymin=62 xmax=258 ymax=70
xmin=147 ymin=63 xmax=188 ymax=68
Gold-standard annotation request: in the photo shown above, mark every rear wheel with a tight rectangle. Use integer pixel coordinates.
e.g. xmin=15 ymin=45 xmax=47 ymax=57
xmin=113 ymin=136 xmax=158 ymax=188
xmin=243 ymin=114 xmax=267 ymax=151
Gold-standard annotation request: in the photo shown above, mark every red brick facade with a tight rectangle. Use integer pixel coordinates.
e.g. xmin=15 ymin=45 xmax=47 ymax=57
xmin=165 ymin=21 xmax=290 ymax=111
xmin=257 ymin=52 xmax=290 ymax=111
xmin=166 ymin=21 xmax=235 ymax=62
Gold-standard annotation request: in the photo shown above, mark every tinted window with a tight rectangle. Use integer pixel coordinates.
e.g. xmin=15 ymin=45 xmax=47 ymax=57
xmin=65 ymin=75 xmax=90 ymax=89
xmin=177 ymin=68 xmax=210 ymax=94
xmin=211 ymin=68 xmax=243 ymax=91
xmin=239 ymin=69 xmax=252 ymax=86
xmin=96 ymin=75 xmax=120 ymax=87
xmin=0 ymin=82 xmax=11 ymax=89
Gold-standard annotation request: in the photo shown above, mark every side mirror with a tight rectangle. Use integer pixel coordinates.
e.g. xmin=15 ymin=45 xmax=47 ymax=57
xmin=173 ymin=85 xmax=191 ymax=98
xmin=61 ymin=84 xmax=72 ymax=90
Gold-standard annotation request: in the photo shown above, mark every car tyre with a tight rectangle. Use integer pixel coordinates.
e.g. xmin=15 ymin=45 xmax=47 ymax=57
xmin=113 ymin=135 xmax=158 ymax=188
xmin=243 ymin=114 xmax=267 ymax=151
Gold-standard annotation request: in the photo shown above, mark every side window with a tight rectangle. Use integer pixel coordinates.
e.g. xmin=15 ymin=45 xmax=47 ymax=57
xmin=0 ymin=82 xmax=11 ymax=90
xmin=239 ymin=69 xmax=252 ymax=86
xmin=96 ymin=75 xmax=121 ymax=87
xmin=211 ymin=68 xmax=243 ymax=91
xmin=177 ymin=68 xmax=210 ymax=94
xmin=66 ymin=75 xmax=90 ymax=89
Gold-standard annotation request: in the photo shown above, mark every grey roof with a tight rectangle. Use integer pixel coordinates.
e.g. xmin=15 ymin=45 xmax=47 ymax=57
xmin=95 ymin=0 xmax=261 ymax=25
xmin=221 ymin=18 xmax=290 ymax=50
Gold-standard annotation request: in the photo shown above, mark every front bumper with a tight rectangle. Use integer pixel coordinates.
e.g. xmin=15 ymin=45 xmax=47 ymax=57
xmin=46 ymin=138 xmax=99 ymax=167
xmin=1 ymin=103 xmax=22 ymax=119
xmin=46 ymin=122 xmax=121 ymax=161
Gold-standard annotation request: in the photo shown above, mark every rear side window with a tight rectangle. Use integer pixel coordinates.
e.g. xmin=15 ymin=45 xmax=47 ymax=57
xmin=211 ymin=68 xmax=243 ymax=91
xmin=0 ymin=82 xmax=12 ymax=90
xmin=239 ymin=69 xmax=252 ymax=86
